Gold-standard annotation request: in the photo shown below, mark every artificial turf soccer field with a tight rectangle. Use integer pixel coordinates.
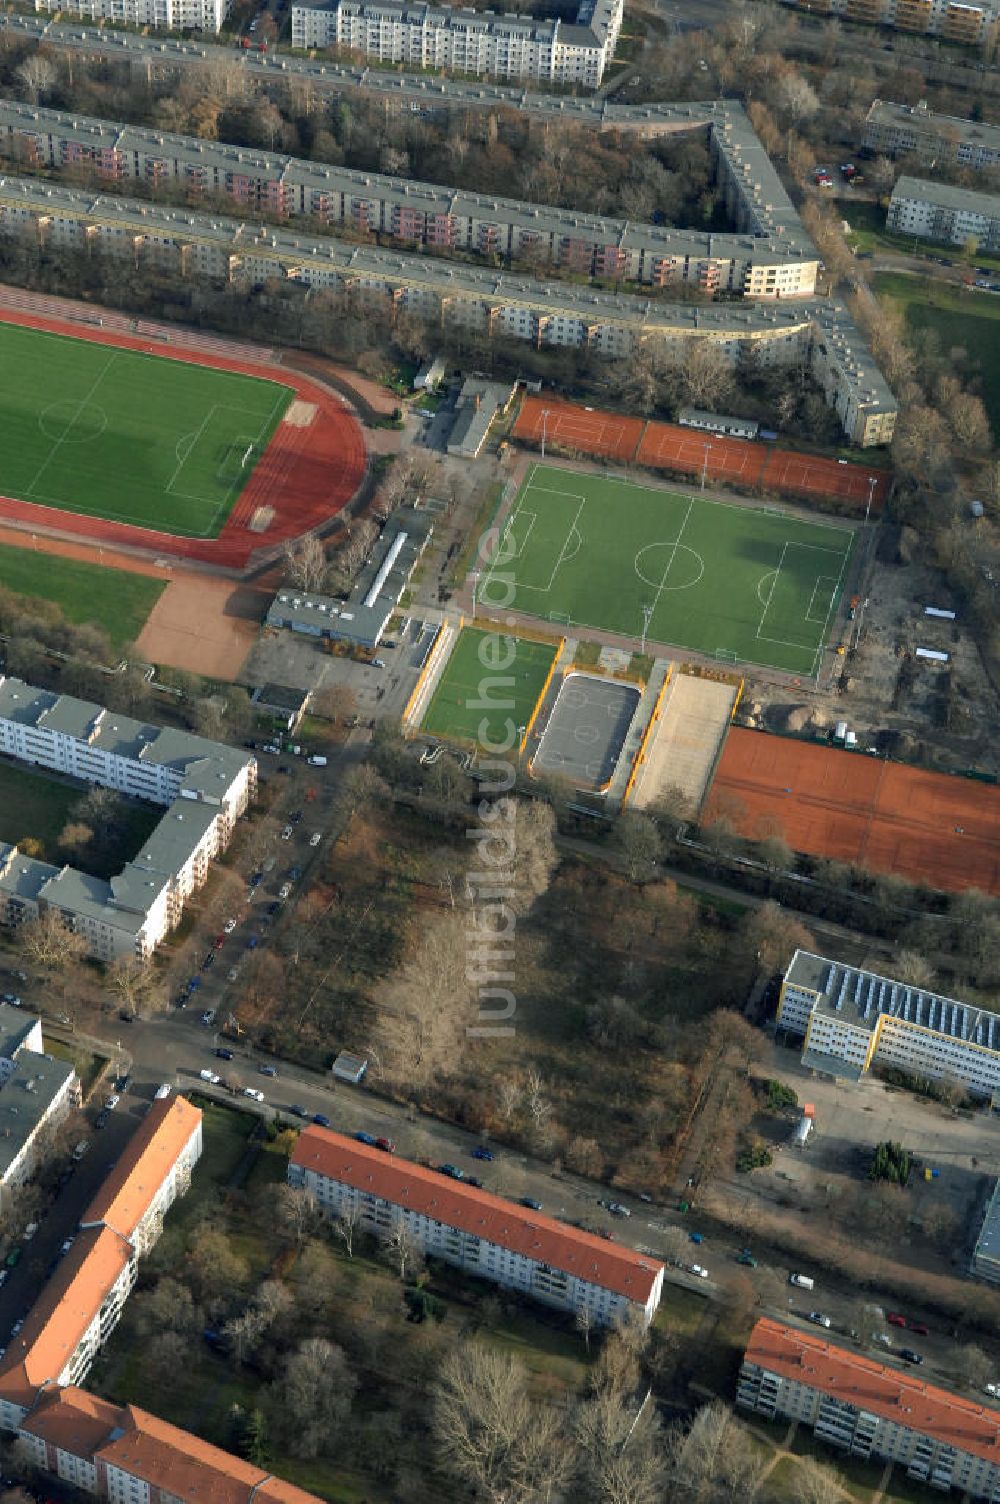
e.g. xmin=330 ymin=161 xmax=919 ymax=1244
xmin=421 ymin=628 xmax=557 ymax=746
xmin=0 ymin=323 xmax=295 ymax=537
xmin=481 ymin=465 xmax=856 ymax=676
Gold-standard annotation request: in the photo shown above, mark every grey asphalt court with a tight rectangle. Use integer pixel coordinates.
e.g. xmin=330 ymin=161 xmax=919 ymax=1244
xmin=533 ymin=674 xmax=640 ymax=789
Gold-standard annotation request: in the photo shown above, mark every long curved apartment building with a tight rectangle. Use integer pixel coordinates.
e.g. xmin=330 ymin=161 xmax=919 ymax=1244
xmin=0 ymin=99 xmax=818 ymax=299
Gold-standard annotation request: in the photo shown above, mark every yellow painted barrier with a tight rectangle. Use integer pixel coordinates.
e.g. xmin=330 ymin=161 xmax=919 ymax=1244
xmin=519 ymin=637 xmax=564 ymax=755
xmin=621 ymin=665 xmax=673 ymax=808
xmin=401 ymin=621 xmax=453 ymax=730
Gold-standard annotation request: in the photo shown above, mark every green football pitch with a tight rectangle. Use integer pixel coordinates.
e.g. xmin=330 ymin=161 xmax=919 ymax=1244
xmin=0 ymin=323 xmax=295 ymax=536
xmin=479 ymin=464 xmax=855 ymax=676
xmin=421 ymin=628 xmax=557 ymax=746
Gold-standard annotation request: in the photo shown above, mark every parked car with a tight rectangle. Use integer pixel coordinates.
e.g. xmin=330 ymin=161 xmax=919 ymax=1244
xmin=354 ymin=1131 xmax=378 ymax=1146
xmin=375 ymin=1137 xmax=396 ymax=1153
xmin=104 ymin=1094 xmax=120 ymax=1111
xmin=0 ymin=1270 xmax=8 ymax=1287
xmin=290 ymin=1105 xmax=307 ymax=1118
xmin=312 ymin=1113 xmax=331 ymax=1128
xmin=519 ymin=1197 xmax=542 ymax=1210
xmin=4 ymin=1249 xmax=21 ymax=1268
xmin=116 ymin=1073 xmax=131 ymax=1093
xmin=227 ymin=967 xmax=240 ymax=982
xmin=224 ymin=918 xmax=238 ymax=934
xmin=900 ymin=1349 xmax=924 ymax=1365
xmin=201 ymin=1010 xmax=216 ymax=1027
xmin=215 ymin=1048 xmax=234 ymax=1061
xmin=290 ymin=811 xmax=303 ymax=824
xmin=736 ymin=1249 xmax=758 ymax=1267
xmin=887 ymin=1312 xmax=907 ymax=1328
xmin=259 ymin=1065 xmax=278 ymax=1077
xmin=986 ymin=1383 xmax=1000 ymax=1398
xmin=187 ymin=976 xmax=201 ymax=992
xmin=249 ymin=872 xmax=263 ymax=888
xmin=909 ymin=1320 xmax=929 ymax=1336
xmin=281 ymin=826 xmax=294 ymax=841
xmin=199 ymin=1069 xmax=221 ymax=1085
xmin=808 ymin=1312 xmax=832 ymax=1329
xmin=470 ymin=1146 xmax=494 ymax=1161
xmin=214 ymin=934 xmax=226 ymax=949
xmin=309 ymin=832 xmax=322 ymax=847
xmin=608 ymin=1202 xmax=631 ymax=1218
xmin=94 ymin=1110 xmax=110 ymax=1130
xmin=155 ymin=1084 xmax=172 ymax=1100
xmin=243 ymin=1088 xmax=265 ymax=1103
xmin=688 ymin=1264 xmax=709 ymax=1279
xmin=246 ymin=936 xmax=259 ymax=951
xmin=438 ymin=1163 xmax=464 ymax=1180
xmin=61 ymin=1237 xmax=75 ymax=1255
xmin=0 ymin=994 xmax=20 ymax=1007
xmin=201 ymin=953 xmax=215 ymax=970
xmin=467 ymin=1176 xmax=483 ymax=1188
xmin=288 ymin=867 xmax=302 ymax=880
xmin=279 ymin=884 xmax=292 ymax=900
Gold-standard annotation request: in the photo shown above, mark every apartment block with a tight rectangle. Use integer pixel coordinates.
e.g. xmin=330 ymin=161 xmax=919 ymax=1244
xmin=0 ymin=1003 xmax=79 ymax=1201
xmin=888 ymin=175 xmax=1000 ymax=252
xmin=778 ymin=949 xmax=1000 ymax=1098
xmin=864 ymin=99 xmax=1000 ymax=170
xmin=0 ymin=175 xmax=895 ymax=445
xmin=739 ymin=1318 xmax=1000 ymax=1499
xmin=292 ymin=0 xmax=623 ymax=88
xmin=780 ymin=0 xmax=998 ymax=41
xmin=0 ymin=100 xmax=819 ymax=298
xmin=33 ymin=0 xmax=229 ymax=35
xmin=19 ymin=1388 xmax=321 ymax=1504
xmin=0 ymin=677 xmax=255 ymax=960
xmin=290 ymin=1126 xmax=665 ymax=1326
xmin=0 ymin=1096 xmax=201 ymax=1430
xmin=81 ymin=1091 xmax=203 ymax=1255
xmin=0 ymin=1093 xmax=320 ymax=1504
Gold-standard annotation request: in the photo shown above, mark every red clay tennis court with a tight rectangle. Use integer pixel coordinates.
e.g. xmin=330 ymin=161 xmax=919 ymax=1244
xmin=513 ymin=395 xmax=890 ymax=513
xmin=705 ymin=727 xmax=1000 ymax=896
xmin=513 ymin=396 xmax=645 ymax=463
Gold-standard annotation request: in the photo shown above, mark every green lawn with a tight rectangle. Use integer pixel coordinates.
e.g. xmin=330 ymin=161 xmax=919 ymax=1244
xmin=875 ymin=271 xmax=1000 ymax=439
xmin=0 ymin=323 xmax=294 ymax=536
xmin=421 ymin=626 xmax=558 ymax=746
xmin=0 ymin=761 xmax=163 ymax=874
xmin=481 ymin=464 xmax=854 ymax=676
xmin=0 ymin=542 xmax=164 ymax=650
xmin=843 ymin=199 xmax=1000 ymax=275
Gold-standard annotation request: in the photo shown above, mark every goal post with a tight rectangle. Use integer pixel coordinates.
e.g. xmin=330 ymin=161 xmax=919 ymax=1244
xmin=714 ymin=648 xmax=739 ymax=664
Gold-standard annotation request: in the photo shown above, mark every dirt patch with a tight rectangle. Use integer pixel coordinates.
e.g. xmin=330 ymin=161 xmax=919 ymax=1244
xmin=136 ymin=575 xmax=268 ymax=680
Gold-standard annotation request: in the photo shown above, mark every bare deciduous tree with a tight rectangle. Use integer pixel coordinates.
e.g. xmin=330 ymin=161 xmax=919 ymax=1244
xmin=282 ymin=534 xmax=329 ymax=593
xmin=275 ymin=1184 xmax=320 ymax=1249
xmin=381 ymin=1214 xmax=424 ymax=1282
xmin=267 ymin=1337 xmax=356 ymax=1458
xmin=20 ymin=910 xmax=88 ymax=975
xmin=433 ymin=1344 xmax=573 ymax=1504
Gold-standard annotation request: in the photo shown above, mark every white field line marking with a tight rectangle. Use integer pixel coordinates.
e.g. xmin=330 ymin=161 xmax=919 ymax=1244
xmin=26 ymin=351 xmax=118 ymax=498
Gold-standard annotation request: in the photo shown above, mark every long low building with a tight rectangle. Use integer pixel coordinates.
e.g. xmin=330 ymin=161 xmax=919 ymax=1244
xmin=864 ymin=99 xmax=1000 ymax=170
xmin=888 ymin=175 xmax=1000 ymax=253
xmin=0 ymin=677 xmax=255 ymax=960
xmin=0 ymin=175 xmax=896 ymax=445
xmin=290 ymin=1125 xmax=665 ymax=1326
xmin=0 ymin=99 xmax=818 ymax=297
xmin=739 ymin=1318 xmax=1000 ymax=1499
xmin=293 ymin=0 xmax=623 ymax=89
xmin=0 ymin=1004 xmax=79 ymax=1204
xmin=778 ymin=949 xmax=1000 ymax=1099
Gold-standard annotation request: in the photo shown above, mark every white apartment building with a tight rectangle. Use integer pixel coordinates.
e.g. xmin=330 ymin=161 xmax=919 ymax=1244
xmin=740 ymin=1319 xmax=1000 ymax=1499
xmin=0 ymin=175 xmax=896 ymax=445
xmin=81 ymin=1092 xmax=203 ymax=1255
xmin=34 ymin=0 xmax=229 ymax=36
xmin=888 ymin=175 xmax=1000 ymax=253
xmin=0 ymin=1004 xmax=79 ymax=1202
xmin=778 ymin=950 xmax=1000 ymax=1099
xmin=290 ymin=1126 xmax=665 ymax=1326
xmin=292 ymin=0 xmax=623 ymax=88
xmin=864 ymin=100 xmax=1000 ymax=170
xmin=780 ymin=0 xmax=997 ymax=43
xmin=0 ymin=677 xmax=255 ymax=960
xmin=0 ymin=1095 xmax=201 ymax=1431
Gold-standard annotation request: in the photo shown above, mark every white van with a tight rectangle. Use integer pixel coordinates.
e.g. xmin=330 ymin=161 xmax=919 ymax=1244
xmin=307 ymin=755 xmax=327 ymax=767
xmin=155 ymin=1083 xmax=172 ymax=1099
xmin=789 ymin=1272 xmax=815 ymax=1290
xmin=199 ymin=1069 xmax=221 ymax=1085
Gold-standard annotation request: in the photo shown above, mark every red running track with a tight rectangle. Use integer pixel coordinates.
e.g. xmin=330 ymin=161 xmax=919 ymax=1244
xmin=0 ymin=309 xmax=367 ymax=571
xmin=513 ymin=395 xmax=890 ymax=513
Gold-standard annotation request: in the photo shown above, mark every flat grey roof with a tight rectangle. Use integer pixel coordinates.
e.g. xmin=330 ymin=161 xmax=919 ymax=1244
xmin=0 ymin=99 xmax=816 ymax=264
xmin=867 ymin=99 xmax=1000 ymax=151
xmin=786 ymin=949 xmax=1000 ymax=1052
xmin=0 ymin=1004 xmax=42 ymax=1063
xmin=0 ymin=852 xmax=61 ymax=902
xmin=891 ymin=174 xmax=1000 ymax=218
xmin=0 ymin=1050 xmax=75 ymax=1176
